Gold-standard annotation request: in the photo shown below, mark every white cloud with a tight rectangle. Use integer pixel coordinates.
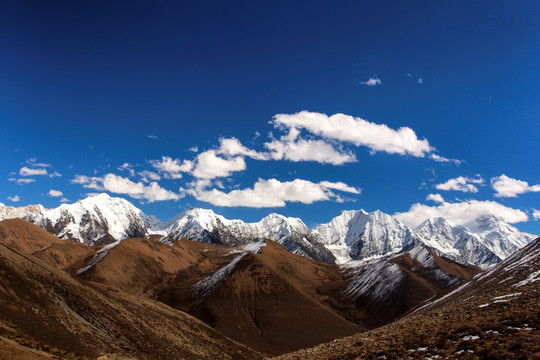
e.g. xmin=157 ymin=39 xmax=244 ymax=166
xmin=47 ymin=189 xmax=63 ymax=197
xmin=7 ymin=195 xmax=20 ymax=202
xmin=319 ymin=181 xmax=361 ymax=194
xmin=361 ymin=76 xmax=381 ymax=86
xmin=435 ymin=176 xmax=484 ymax=193
xmin=148 ymin=135 xmax=159 ymax=140
xmin=139 ymin=170 xmax=161 ymax=182
xmin=418 ymin=78 xmax=423 ymax=84
xmin=190 ymin=178 xmax=360 ymax=208
xmin=395 ymin=199 xmax=529 ymax=229
xmin=19 ymin=166 xmax=48 ymax=176
xmin=426 ymin=193 xmax=444 ymax=203
xmin=150 ymin=156 xmax=193 ymax=179
xmin=60 ymin=197 xmax=69 ymax=203
xmin=533 ymin=209 xmax=540 ymax=220
xmin=491 ymin=174 xmax=540 ymax=198
xmin=429 ymin=154 xmax=462 ymax=165
xmin=102 ymin=173 xmax=182 ymax=202
xmin=8 ymin=178 xmax=36 ymax=185
xmin=49 ymin=171 xmax=61 ymax=178
xmin=71 ymin=175 xmax=104 ymax=190
xmin=118 ymin=163 xmax=135 ymax=176
xmin=189 ymin=146 xmax=199 ymax=153
xmin=218 ymin=137 xmax=268 ymax=160
xmin=265 ymin=135 xmax=356 ymax=165
xmin=27 ymin=158 xmax=51 ymax=167
xmin=272 ymin=111 xmax=433 ymax=157
xmin=192 ymin=150 xmax=246 ymax=179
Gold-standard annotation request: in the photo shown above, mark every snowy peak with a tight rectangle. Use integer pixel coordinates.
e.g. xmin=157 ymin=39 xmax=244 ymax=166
xmin=0 ymin=203 xmax=46 ymax=221
xmin=40 ymin=193 xmax=152 ymax=245
xmin=345 ymin=210 xmax=415 ymax=260
xmin=414 ymin=215 xmax=535 ymax=265
xmin=313 ymin=209 xmax=416 ymax=263
xmin=0 ymin=194 xmax=154 ymax=245
xmin=155 ymin=207 xmax=236 ymax=245
xmin=156 ymin=209 xmax=335 ymax=263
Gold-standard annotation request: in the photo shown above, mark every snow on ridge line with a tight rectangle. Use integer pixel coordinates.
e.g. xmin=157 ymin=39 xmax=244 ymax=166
xmin=193 ymin=253 xmax=245 ymax=304
xmin=75 ymin=240 xmax=121 ymax=275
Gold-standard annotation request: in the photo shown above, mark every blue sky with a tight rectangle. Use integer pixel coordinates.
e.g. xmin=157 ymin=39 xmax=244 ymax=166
xmin=1 ymin=1 xmax=539 ymax=233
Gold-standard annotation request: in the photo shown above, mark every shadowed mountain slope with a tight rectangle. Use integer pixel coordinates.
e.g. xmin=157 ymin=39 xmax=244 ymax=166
xmin=156 ymin=240 xmax=363 ymax=355
xmin=0 ymin=221 xmax=260 ymax=360
xmin=274 ymin=237 xmax=540 ymax=360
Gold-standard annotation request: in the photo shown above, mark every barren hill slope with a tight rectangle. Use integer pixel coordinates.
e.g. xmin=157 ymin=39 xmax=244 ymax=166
xmin=274 ymin=237 xmax=540 ymax=360
xmin=0 ymin=220 xmax=260 ymax=360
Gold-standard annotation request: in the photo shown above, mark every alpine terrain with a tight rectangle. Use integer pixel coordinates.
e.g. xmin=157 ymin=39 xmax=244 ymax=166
xmin=0 ymin=194 xmax=536 ymax=358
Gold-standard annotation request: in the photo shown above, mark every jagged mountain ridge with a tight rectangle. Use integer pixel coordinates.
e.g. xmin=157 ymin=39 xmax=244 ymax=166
xmin=275 ymin=236 xmax=540 ymax=360
xmin=0 ymin=193 xmax=157 ymax=245
xmin=153 ymin=208 xmax=336 ymax=263
xmin=0 ymin=194 xmax=535 ymax=265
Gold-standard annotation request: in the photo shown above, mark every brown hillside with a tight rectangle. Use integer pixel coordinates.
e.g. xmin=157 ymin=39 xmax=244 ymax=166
xmin=0 ymin=218 xmax=64 ymax=253
xmin=274 ymin=238 xmax=540 ymax=360
xmin=0 ymin=240 xmax=261 ymax=360
xmin=157 ymin=240 xmax=364 ymax=355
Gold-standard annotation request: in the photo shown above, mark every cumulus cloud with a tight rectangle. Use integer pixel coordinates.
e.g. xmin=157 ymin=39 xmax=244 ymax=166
xmin=426 ymin=193 xmax=444 ymax=203
xmin=71 ymin=175 xmax=104 ymax=190
xmin=139 ymin=170 xmax=161 ymax=182
xmin=26 ymin=158 xmax=51 ymax=167
xmin=192 ymin=150 xmax=246 ymax=179
xmin=435 ymin=176 xmax=484 ymax=193
xmin=533 ymin=209 xmax=540 ymax=220
xmin=8 ymin=178 xmax=36 ymax=185
xmin=319 ymin=181 xmax=361 ymax=194
xmin=118 ymin=163 xmax=135 ymax=177
xmin=218 ymin=137 xmax=268 ymax=160
xmin=361 ymin=76 xmax=381 ymax=86
xmin=265 ymin=134 xmax=356 ymax=165
xmin=102 ymin=173 xmax=182 ymax=202
xmin=395 ymin=199 xmax=529 ymax=229
xmin=47 ymin=189 xmax=63 ymax=197
xmin=150 ymin=156 xmax=193 ymax=179
xmin=429 ymin=153 xmax=462 ymax=165
xmin=190 ymin=178 xmax=360 ymax=207
xmin=19 ymin=166 xmax=48 ymax=176
xmin=491 ymin=174 xmax=540 ymax=198
xmin=7 ymin=195 xmax=20 ymax=202
xmin=272 ymin=111 xmax=433 ymax=157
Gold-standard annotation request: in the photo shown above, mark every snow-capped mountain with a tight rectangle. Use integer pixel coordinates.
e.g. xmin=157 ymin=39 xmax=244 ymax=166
xmin=414 ymin=217 xmax=499 ymax=265
xmin=467 ymin=215 xmax=535 ymax=259
xmin=312 ymin=210 xmax=358 ymax=264
xmin=0 ymin=203 xmax=45 ymax=223
xmin=315 ymin=210 xmax=534 ymax=266
xmin=314 ymin=210 xmax=416 ymax=264
xmin=1 ymin=194 xmax=534 ymax=266
xmin=0 ymin=194 xmax=156 ymax=245
xmin=415 ymin=216 xmax=535 ymax=265
xmin=153 ymin=208 xmax=336 ymax=263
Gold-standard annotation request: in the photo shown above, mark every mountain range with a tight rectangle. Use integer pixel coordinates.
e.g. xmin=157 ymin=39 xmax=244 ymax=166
xmin=0 ymin=193 xmax=535 ymax=266
xmin=0 ymin=194 xmax=537 ymax=358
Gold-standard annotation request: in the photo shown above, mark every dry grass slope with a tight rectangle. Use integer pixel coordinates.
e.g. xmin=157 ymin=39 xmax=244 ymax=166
xmin=0 ymin=220 xmax=261 ymax=360
xmin=273 ymin=238 xmax=540 ymax=360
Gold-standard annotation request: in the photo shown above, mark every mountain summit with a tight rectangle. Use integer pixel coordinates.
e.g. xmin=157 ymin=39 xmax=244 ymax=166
xmin=0 ymin=194 xmax=535 ymax=266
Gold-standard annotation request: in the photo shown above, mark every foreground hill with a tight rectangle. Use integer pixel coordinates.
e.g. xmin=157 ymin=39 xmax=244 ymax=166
xmin=156 ymin=240 xmax=363 ymax=355
xmin=274 ymin=237 xmax=540 ymax=359
xmin=0 ymin=220 xmax=260 ymax=360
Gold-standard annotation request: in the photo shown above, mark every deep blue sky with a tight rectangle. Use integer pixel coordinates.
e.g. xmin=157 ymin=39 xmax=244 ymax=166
xmin=1 ymin=1 xmax=539 ymax=233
